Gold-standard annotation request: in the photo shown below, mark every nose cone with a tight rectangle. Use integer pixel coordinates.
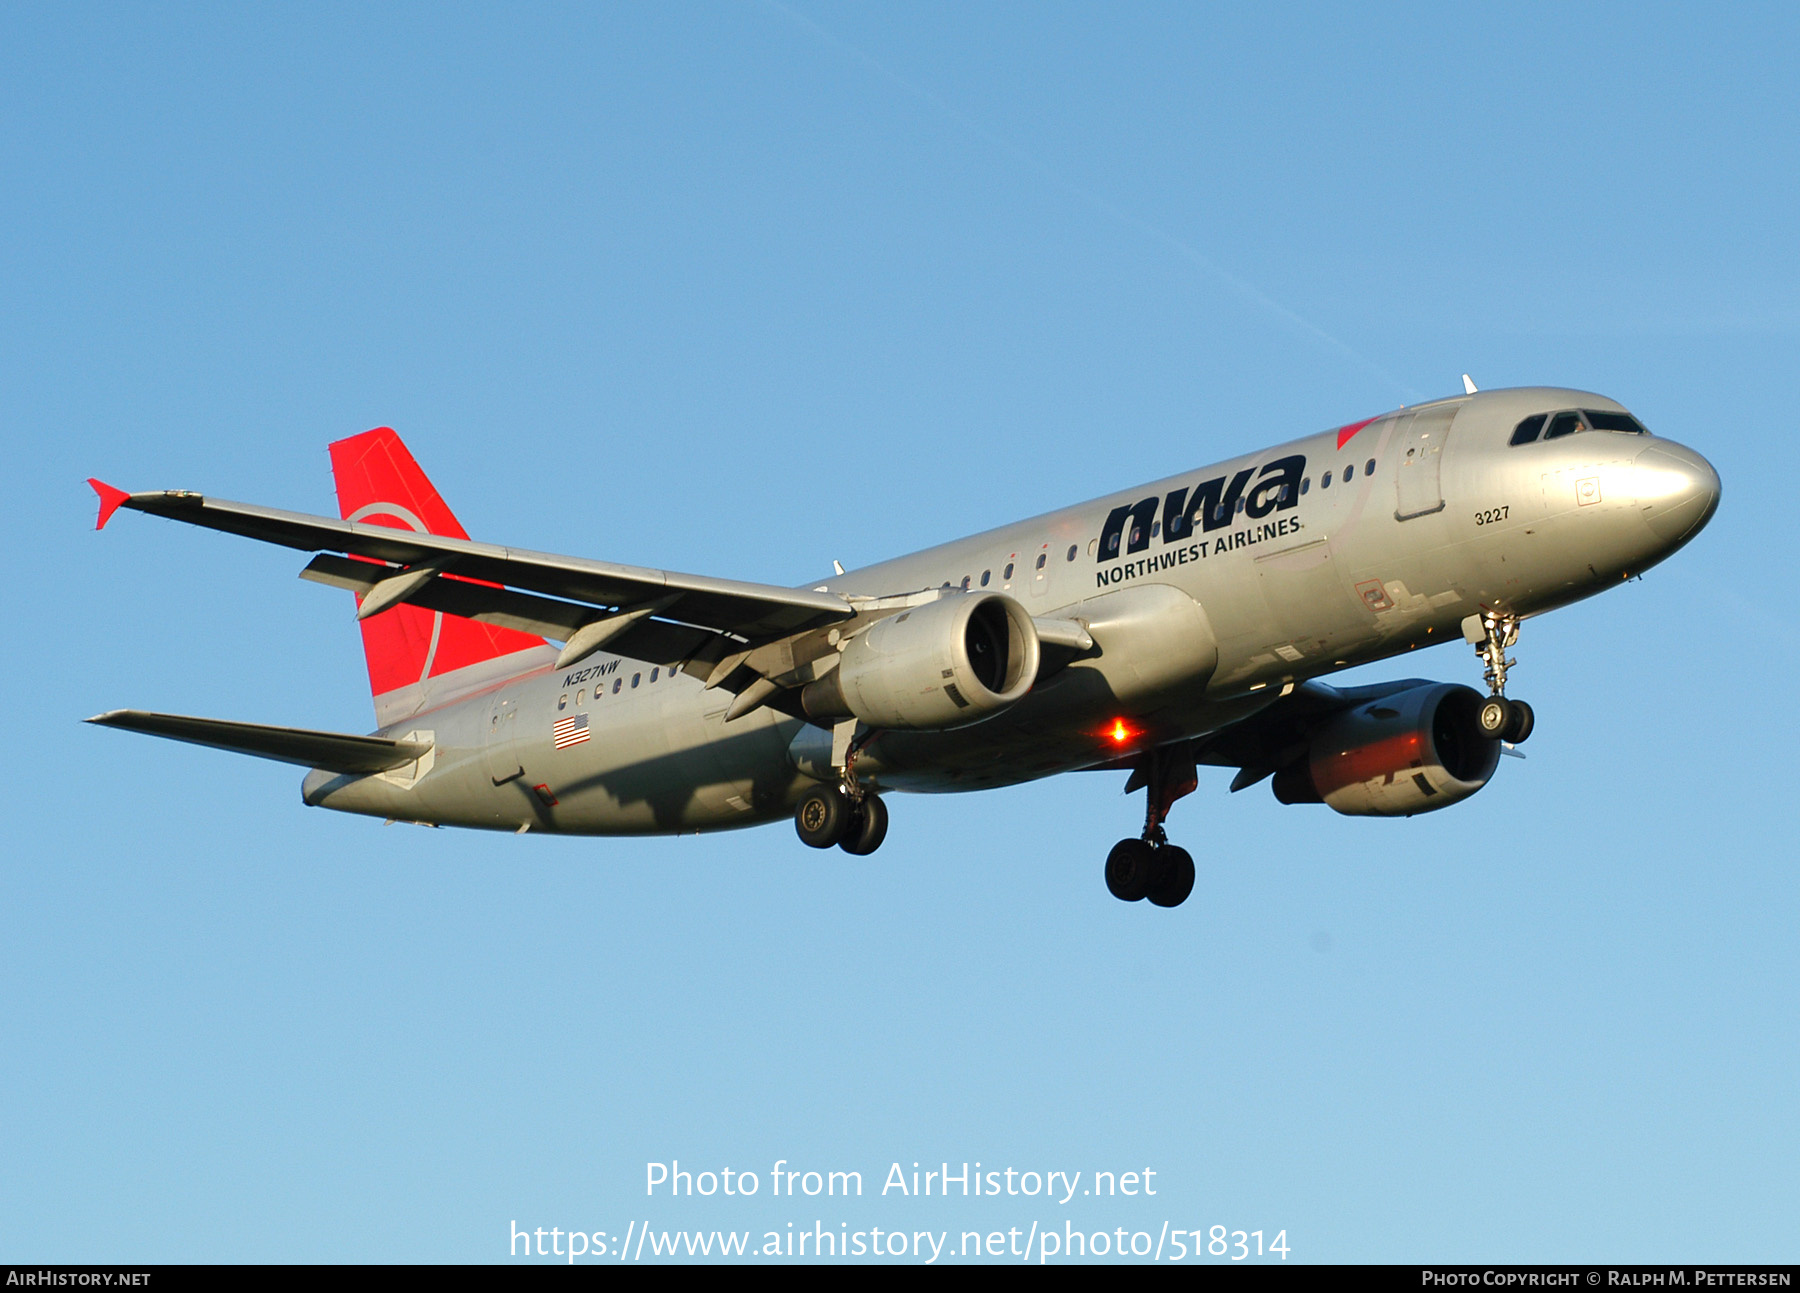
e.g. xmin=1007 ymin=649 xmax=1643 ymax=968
xmin=1635 ymin=441 xmax=1721 ymax=546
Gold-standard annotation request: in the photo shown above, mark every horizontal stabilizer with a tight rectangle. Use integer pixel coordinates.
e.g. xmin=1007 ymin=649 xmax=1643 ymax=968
xmin=87 ymin=710 xmax=431 ymax=774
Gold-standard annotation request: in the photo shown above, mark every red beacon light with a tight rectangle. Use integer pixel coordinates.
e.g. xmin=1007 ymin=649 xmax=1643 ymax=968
xmin=1106 ymin=717 xmax=1137 ymax=746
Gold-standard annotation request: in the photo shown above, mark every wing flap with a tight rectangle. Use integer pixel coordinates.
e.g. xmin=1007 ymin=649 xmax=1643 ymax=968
xmin=297 ymin=555 xmax=717 ymax=668
xmin=113 ymin=489 xmax=852 ymax=642
xmin=87 ymin=710 xmax=431 ymax=774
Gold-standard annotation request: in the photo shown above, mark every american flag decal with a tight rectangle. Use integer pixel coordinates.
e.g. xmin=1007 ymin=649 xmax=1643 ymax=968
xmin=551 ymin=713 xmax=590 ymax=750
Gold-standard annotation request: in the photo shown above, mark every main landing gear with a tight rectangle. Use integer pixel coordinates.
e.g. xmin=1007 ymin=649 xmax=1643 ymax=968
xmin=794 ymin=783 xmax=888 ymax=855
xmin=1106 ymin=744 xmax=1197 ymax=908
xmin=1105 ymin=837 xmax=1195 ymax=908
xmin=793 ymin=732 xmax=888 ymax=855
xmin=1469 ymin=610 xmax=1536 ymax=744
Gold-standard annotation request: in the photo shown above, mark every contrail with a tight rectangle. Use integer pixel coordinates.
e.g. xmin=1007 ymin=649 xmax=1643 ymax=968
xmin=757 ymin=0 xmax=1422 ymax=401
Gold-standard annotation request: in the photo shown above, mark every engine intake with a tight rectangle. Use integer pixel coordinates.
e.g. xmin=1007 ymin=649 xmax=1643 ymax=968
xmin=803 ymin=593 xmax=1041 ymax=731
xmin=1271 ymin=682 xmax=1501 ymax=816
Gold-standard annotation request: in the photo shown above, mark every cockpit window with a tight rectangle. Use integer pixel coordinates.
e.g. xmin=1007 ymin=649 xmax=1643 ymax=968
xmin=1582 ymin=409 xmax=1649 ymax=435
xmin=1510 ymin=414 xmax=1547 ymax=445
xmin=1543 ymin=411 xmax=1586 ymax=440
xmin=1513 ymin=408 xmax=1646 ymax=445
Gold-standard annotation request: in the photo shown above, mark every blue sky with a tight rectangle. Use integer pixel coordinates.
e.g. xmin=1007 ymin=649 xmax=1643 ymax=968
xmin=3 ymin=1 xmax=1795 ymax=1264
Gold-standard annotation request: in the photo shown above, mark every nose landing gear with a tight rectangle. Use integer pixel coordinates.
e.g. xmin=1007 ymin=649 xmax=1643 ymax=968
xmin=1106 ymin=744 xmax=1198 ymax=907
xmin=1468 ymin=611 xmax=1536 ymax=744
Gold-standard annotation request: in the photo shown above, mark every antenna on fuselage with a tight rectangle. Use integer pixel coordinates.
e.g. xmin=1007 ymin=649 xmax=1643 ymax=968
xmin=1462 ymin=374 xmax=1479 ymax=394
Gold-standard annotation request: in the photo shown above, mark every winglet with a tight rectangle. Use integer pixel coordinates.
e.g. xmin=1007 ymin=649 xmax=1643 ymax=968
xmin=88 ymin=478 xmax=131 ymax=530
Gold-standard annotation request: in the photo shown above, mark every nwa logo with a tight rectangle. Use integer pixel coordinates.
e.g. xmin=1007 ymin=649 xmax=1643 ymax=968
xmin=1096 ymin=453 xmax=1306 ymax=587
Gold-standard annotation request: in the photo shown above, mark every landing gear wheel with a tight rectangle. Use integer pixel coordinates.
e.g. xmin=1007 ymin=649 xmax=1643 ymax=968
xmin=1503 ymin=698 xmax=1535 ymax=744
xmin=1105 ymin=838 xmax=1157 ymax=902
xmin=1478 ymin=696 xmax=1511 ymax=738
xmin=795 ymin=784 xmax=852 ymax=849
xmin=1147 ymin=845 xmax=1195 ymax=908
xmin=839 ymin=793 xmax=888 ymax=856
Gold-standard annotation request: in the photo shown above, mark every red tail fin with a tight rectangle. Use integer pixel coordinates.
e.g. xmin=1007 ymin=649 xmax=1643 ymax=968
xmin=329 ymin=428 xmax=547 ymax=715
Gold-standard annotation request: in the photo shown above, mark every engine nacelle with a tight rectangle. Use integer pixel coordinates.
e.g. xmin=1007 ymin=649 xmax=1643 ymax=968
xmin=803 ymin=593 xmax=1041 ymax=731
xmin=1271 ymin=682 xmax=1501 ymax=816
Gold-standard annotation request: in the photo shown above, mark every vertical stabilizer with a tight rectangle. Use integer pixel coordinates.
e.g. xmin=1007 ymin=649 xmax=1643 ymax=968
xmin=328 ymin=428 xmax=549 ymax=724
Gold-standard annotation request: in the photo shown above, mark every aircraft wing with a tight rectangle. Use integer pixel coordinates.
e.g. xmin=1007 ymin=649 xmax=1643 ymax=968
xmin=95 ymin=486 xmax=854 ymax=656
xmin=1192 ymin=678 xmax=1440 ymax=789
xmin=87 ymin=710 xmax=431 ymax=774
xmin=1093 ymin=678 xmax=1446 ymax=791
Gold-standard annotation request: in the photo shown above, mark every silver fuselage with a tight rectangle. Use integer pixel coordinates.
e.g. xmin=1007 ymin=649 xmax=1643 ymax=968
xmin=302 ymin=387 xmax=1719 ymax=834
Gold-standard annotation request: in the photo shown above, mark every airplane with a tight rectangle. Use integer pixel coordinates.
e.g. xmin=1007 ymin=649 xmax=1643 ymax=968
xmin=86 ymin=381 xmax=1719 ymax=907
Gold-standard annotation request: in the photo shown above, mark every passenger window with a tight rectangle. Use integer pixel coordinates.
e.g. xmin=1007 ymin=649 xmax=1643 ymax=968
xmin=1066 ymin=545 xmax=1077 ymax=562
xmin=1322 ymin=471 xmax=1332 ymax=489
xmin=1301 ymin=477 xmax=1311 ymax=494
xmin=960 ymin=575 xmax=970 ymax=590
xmin=650 ymin=668 xmax=659 ymax=683
xmin=1035 ymin=553 xmax=1047 ymax=569
xmin=1235 ymin=496 xmax=1246 ymax=514
xmin=1150 ymin=520 xmax=1161 ymax=537
xmin=1365 ymin=458 xmax=1376 ymax=475
xmin=1344 ymin=463 xmax=1355 ymax=482
xmin=558 ymin=693 xmax=568 ymax=710
xmin=1003 ymin=562 xmax=1014 ymax=580
xmin=980 ymin=570 xmax=991 ymax=586
xmin=612 ymin=679 xmax=622 ymax=694
xmin=1510 ymin=414 xmax=1547 ymax=446
xmin=577 ymin=689 xmax=585 ymax=705
xmin=632 ymin=673 xmax=641 ymax=688
xmin=1544 ymin=411 xmax=1584 ymax=440
xmin=1583 ymin=410 xmax=1649 ymax=435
